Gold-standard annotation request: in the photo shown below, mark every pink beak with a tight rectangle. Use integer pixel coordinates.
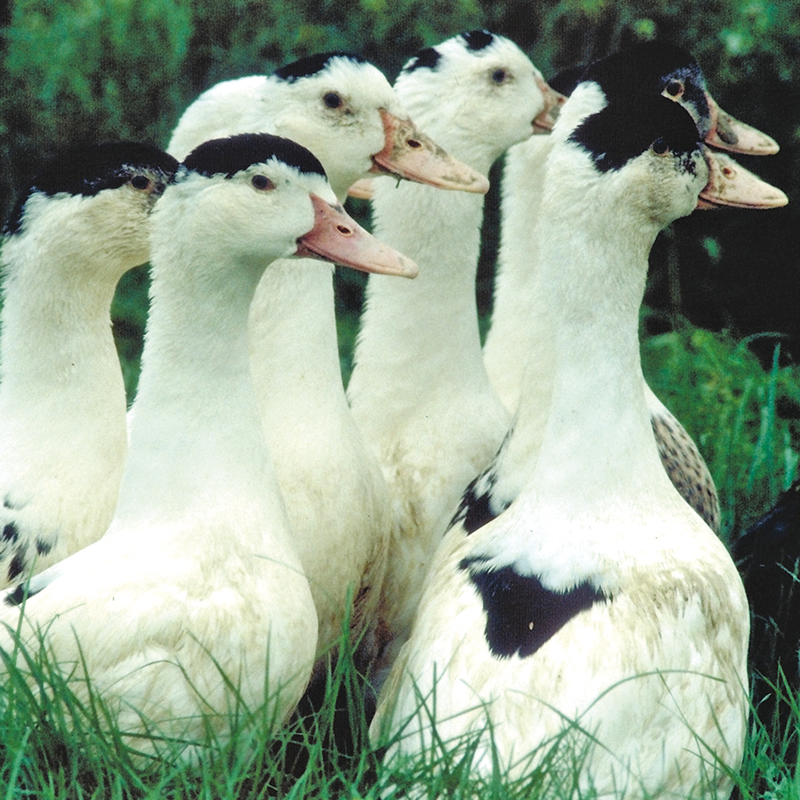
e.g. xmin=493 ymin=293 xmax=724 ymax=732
xmin=295 ymin=193 xmax=418 ymax=278
xmin=705 ymin=91 xmax=779 ymax=156
xmin=533 ymin=77 xmax=567 ymax=134
xmin=369 ymin=108 xmax=490 ymax=194
xmin=697 ymin=149 xmax=788 ymax=211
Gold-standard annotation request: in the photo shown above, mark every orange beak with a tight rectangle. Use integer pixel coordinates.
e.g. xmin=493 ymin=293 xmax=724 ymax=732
xmin=533 ymin=77 xmax=567 ymax=134
xmin=704 ymin=91 xmax=779 ymax=156
xmin=346 ymin=178 xmax=375 ymax=200
xmin=369 ymin=108 xmax=490 ymax=194
xmin=295 ymin=193 xmax=418 ymax=278
xmin=697 ymin=149 xmax=788 ymax=210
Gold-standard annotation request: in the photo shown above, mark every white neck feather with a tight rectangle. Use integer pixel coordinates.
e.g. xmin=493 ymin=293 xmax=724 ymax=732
xmin=483 ymin=135 xmax=553 ymax=413
xmin=0 ymin=198 xmax=133 ymax=452
xmin=348 ymin=179 xmax=491 ymax=431
xmin=248 ymin=258 xmax=348 ymax=428
xmin=115 ymin=229 xmax=286 ymax=532
xmin=497 ymin=151 xmax=669 ymax=509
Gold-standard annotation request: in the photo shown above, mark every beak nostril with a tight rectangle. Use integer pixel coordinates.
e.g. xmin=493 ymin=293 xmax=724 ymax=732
xmin=407 ymin=139 xmax=422 ymax=149
xmin=337 ymin=225 xmax=352 ymax=235
xmin=722 ymin=167 xmax=734 ymax=178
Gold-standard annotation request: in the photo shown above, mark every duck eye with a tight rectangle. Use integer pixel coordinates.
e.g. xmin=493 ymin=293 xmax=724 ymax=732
xmin=251 ymin=175 xmax=275 ymax=191
xmin=492 ymin=69 xmax=507 ymax=84
xmin=130 ymin=175 xmax=152 ymax=191
xmin=665 ymin=79 xmax=684 ymax=98
xmin=323 ymin=92 xmax=343 ymax=109
xmin=651 ymin=138 xmax=670 ymax=156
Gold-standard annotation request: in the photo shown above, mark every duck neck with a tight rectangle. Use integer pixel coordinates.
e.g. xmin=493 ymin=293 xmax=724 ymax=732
xmin=119 ymin=234 xmax=275 ymax=520
xmin=348 ymin=178 xmax=488 ymax=423
xmin=507 ymin=175 xmax=667 ymax=506
xmin=248 ymin=258 xmax=347 ymax=426
xmin=483 ymin=136 xmax=553 ymax=412
xmin=0 ymin=234 xmax=125 ymax=414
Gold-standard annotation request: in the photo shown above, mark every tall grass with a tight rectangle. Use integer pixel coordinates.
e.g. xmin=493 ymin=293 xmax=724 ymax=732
xmin=1 ymin=624 xmax=798 ymax=798
xmin=640 ymin=319 xmax=800 ymax=541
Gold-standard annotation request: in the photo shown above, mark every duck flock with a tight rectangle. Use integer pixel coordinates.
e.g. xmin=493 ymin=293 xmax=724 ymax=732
xmin=0 ymin=28 xmax=794 ymax=797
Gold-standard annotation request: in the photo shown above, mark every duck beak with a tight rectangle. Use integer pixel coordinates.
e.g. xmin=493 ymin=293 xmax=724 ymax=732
xmin=704 ymin=92 xmax=780 ymax=155
xmin=295 ymin=193 xmax=419 ymax=278
xmin=370 ymin=108 xmax=490 ymax=194
xmin=532 ymin=78 xmax=567 ymax=134
xmin=697 ymin=149 xmax=788 ymax=210
xmin=346 ymin=177 xmax=375 ymax=200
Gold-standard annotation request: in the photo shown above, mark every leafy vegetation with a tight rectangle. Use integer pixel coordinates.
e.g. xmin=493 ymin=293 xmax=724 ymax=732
xmin=0 ymin=0 xmax=798 ymax=795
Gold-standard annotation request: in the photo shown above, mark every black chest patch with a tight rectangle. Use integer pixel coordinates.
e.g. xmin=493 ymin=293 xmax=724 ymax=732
xmin=460 ymin=558 xmax=606 ymax=659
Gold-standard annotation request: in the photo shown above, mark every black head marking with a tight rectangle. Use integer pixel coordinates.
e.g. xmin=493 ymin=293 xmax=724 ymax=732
xmin=569 ymin=95 xmax=701 ymax=173
xmin=183 ymin=133 xmax=326 ymax=180
xmin=460 ymin=558 xmax=606 ymax=659
xmin=548 ymin=63 xmax=587 ymax=98
xmin=582 ymin=42 xmax=710 ymax=127
xmin=273 ymin=52 xmax=366 ymax=83
xmin=402 ymin=46 xmax=442 ymax=74
xmin=461 ymin=29 xmax=496 ymax=52
xmin=4 ymin=142 xmax=179 ymax=236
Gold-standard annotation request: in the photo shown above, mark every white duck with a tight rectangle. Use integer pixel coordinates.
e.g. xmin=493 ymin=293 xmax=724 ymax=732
xmin=484 ymin=40 xmax=787 ymax=534
xmin=0 ymin=143 xmax=178 ymax=588
xmin=168 ymin=52 xmax=487 ymax=669
xmin=346 ymin=30 xmax=562 ymax=686
xmin=0 ymin=134 xmax=414 ymax=755
xmin=372 ymin=95 xmax=749 ymax=799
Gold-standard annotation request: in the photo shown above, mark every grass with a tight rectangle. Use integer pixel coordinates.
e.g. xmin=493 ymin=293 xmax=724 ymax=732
xmin=24 ymin=278 xmax=800 ymax=797
xmin=0 ymin=628 xmax=799 ymax=798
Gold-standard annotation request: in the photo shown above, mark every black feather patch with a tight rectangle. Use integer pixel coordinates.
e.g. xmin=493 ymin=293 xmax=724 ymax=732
xmin=460 ymin=557 xmax=606 ymax=659
xmin=450 ymin=471 xmax=506 ymax=535
xmin=273 ymin=51 xmax=366 ymax=83
xmin=4 ymin=142 xmax=178 ymax=235
xmin=1 ymin=523 xmax=19 ymax=544
xmin=461 ymin=30 xmax=495 ymax=52
xmin=7 ymin=550 xmax=26 ymax=583
xmin=3 ymin=579 xmax=43 ymax=607
xmin=35 ymin=539 xmax=52 ymax=556
xmin=568 ymin=95 xmax=700 ymax=173
xmin=548 ymin=63 xmax=586 ymax=97
xmin=733 ymin=479 xmax=800 ymax=718
xmin=582 ymin=41 xmax=709 ymax=124
xmin=183 ymin=133 xmax=326 ymax=180
xmin=403 ymin=46 xmax=442 ymax=74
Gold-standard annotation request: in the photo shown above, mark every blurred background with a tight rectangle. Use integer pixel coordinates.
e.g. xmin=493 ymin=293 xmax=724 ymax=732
xmin=0 ymin=0 xmax=798 ymax=535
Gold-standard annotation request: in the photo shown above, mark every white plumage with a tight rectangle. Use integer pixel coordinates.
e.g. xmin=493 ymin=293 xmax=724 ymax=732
xmin=484 ymin=42 xmax=787 ymax=534
xmin=346 ymin=31 xmax=561 ymax=685
xmin=169 ymin=53 xmax=483 ymax=666
xmin=372 ymin=91 xmax=749 ymax=799
xmin=0 ymin=135 xmax=403 ymax=755
xmin=0 ymin=143 xmax=177 ymax=588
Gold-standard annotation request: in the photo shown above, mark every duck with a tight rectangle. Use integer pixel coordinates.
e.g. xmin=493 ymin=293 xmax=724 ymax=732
xmin=371 ymin=93 xmax=749 ymax=799
xmin=483 ymin=41 xmax=787 ymax=535
xmin=0 ymin=142 xmax=178 ymax=589
xmin=345 ymin=30 xmax=563 ymax=688
xmin=733 ymin=479 xmax=800 ymax=731
xmin=0 ymin=133 xmax=415 ymax=756
xmin=168 ymin=52 xmax=486 ymax=672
